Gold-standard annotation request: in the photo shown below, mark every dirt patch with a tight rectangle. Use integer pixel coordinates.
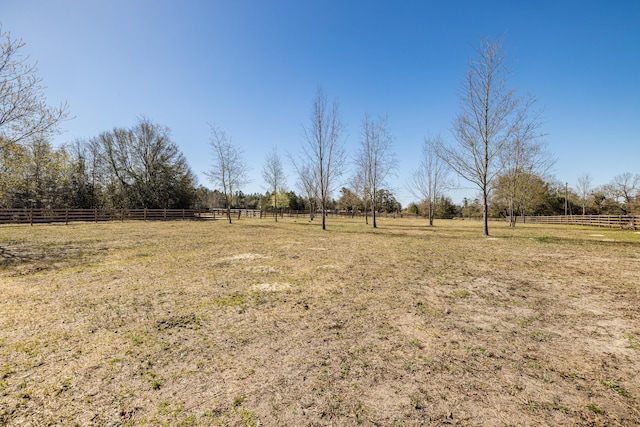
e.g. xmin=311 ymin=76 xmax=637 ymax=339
xmin=223 ymin=253 xmax=270 ymax=261
xmin=250 ymin=282 xmax=292 ymax=292
xmin=317 ymin=264 xmax=339 ymax=270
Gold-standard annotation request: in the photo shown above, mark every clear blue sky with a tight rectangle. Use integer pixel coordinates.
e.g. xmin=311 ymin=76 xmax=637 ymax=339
xmin=3 ymin=0 xmax=639 ymax=206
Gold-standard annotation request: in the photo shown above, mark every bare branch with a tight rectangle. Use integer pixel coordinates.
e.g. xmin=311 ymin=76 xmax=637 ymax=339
xmin=298 ymin=87 xmax=346 ymax=230
xmin=440 ymin=37 xmax=543 ymax=235
xmin=408 ymin=135 xmax=450 ymax=226
xmin=262 ymin=145 xmax=286 ymax=221
xmin=205 ymin=125 xmax=249 ymax=223
xmin=0 ymin=25 xmax=70 ymax=146
xmin=354 ymin=113 xmax=397 ymax=227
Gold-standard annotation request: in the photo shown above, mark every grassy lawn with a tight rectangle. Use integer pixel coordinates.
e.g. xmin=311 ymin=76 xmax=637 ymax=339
xmin=1 ymin=217 xmax=639 ymax=426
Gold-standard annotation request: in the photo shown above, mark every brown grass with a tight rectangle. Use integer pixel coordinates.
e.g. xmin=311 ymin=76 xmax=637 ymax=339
xmin=1 ymin=218 xmax=639 ymax=426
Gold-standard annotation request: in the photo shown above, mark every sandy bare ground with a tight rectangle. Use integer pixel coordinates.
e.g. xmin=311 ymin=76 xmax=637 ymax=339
xmin=1 ymin=218 xmax=639 ymax=426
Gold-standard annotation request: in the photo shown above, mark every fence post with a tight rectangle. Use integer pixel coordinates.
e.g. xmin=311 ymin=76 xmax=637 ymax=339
xmin=65 ymin=209 xmax=69 ymax=225
xmin=94 ymin=209 xmax=98 ymax=223
xmin=30 ymin=209 xmax=33 ymax=226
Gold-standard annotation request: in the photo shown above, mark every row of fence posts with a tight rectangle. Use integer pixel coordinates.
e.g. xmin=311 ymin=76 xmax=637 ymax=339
xmin=6 ymin=209 xmax=637 ymax=228
xmin=21 ymin=208 xmax=179 ymax=226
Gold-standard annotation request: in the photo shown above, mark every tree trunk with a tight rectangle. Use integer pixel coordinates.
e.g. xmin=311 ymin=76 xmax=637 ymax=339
xmin=364 ymin=199 xmax=369 ymax=225
xmin=508 ymin=197 xmax=516 ymax=227
xmin=274 ymin=193 xmax=278 ymax=222
xmin=428 ymin=201 xmax=434 ymax=226
xmin=372 ymin=201 xmax=377 ymax=228
xmin=322 ymin=207 xmax=326 ymax=230
xmin=482 ymin=188 xmax=489 ymax=236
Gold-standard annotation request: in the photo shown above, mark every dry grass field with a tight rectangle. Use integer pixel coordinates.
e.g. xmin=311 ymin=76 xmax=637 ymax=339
xmin=1 ymin=217 xmax=639 ymax=426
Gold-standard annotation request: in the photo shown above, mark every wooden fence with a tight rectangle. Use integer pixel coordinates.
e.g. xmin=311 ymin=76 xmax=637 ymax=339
xmin=525 ymin=215 xmax=638 ymax=229
xmin=0 ymin=208 xmax=411 ymax=225
xmin=4 ymin=209 xmax=634 ymax=229
xmin=0 ymin=209 xmax=212 ymax=225
xmin=260 ymin=209 xmax=409 ymax=219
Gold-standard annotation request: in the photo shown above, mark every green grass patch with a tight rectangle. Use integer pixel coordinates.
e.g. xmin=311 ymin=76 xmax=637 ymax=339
xmin=600 ymin=380 xmax=630 ymax=397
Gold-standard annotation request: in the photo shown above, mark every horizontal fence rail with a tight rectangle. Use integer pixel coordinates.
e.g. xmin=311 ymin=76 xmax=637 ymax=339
xmin=0 ymin=209 xmax=211 ymax=225
xmin=0 ymin=208 xmax=409 ymax=225
xmin=526 ymin=215 xmax=638 ymax=229
xmin=259 ymin=209 xmax=408 ymax=219
xmin=2 ymin=209 xmax=635 ymax=229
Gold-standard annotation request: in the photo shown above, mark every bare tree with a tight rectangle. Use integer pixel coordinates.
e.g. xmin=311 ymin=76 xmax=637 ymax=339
xmin=354 ymin=113 xmax=396 ymax=228
xmin=409 ymin=135 xmax=449 ymax=226
xmin=206 ymin=126 xmax=249 ymax=224
xmin=0 ymin=26 xmax=69 ymax=146
xmin=438 ymin=37 xmax=539 ymax=236
xmin=498 ymin=103 xmax=551 ymax=226
xmin=295 ymin=161 xmax=319 ymax=221
xmin=576 ymin=173 xmax=593 ymax=215
xmin=350 ymin=170 xmax=370 ymax=224
xmin=299 ymin=87 xmax=346 ymax=230
xmin=262 ymin=146 xmax=286 ymax=221
xmin=610 ymin=172 xmax=640 ymax=213
xmin=1 ymin=26 xmax=70 ymax=208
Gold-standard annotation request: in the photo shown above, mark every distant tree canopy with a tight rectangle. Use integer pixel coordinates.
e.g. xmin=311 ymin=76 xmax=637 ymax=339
xmin=0 ymin=137 xmax=72 ymax=208
xmin=96 ymin=117 xmax=197 ymax=209
xmin=1 ymin=118 xmax=199 ymax=209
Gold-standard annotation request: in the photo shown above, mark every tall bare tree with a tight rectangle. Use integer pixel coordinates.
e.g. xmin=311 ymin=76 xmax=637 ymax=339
xmin=262 ymin=145 xmax=286 ymax=221
xmin=299 ymin=87 xmax=346 ymax=230
xmin=1 ymin=26 xmax=70 ymax=207
xmin=438 ymin=37 xmax=540 ymax=236
xmin=576 ymin=173 xmax=593 ymax=215
xmin=498 ymin=102 xmax=550 ymax=226
xmin=0 ymin=26 xmax=69 ymax=146
xmin=354 ymin=113 xmax=396 ymax=228
xmin=206 ymin=125 xmax=249 ymax=224
xmin=409 ymin=135 xmax=449 ymax=226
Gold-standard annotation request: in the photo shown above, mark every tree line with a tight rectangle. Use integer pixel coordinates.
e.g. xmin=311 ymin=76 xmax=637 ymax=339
xmin=1 ymin=26 xmax=638 ymax=233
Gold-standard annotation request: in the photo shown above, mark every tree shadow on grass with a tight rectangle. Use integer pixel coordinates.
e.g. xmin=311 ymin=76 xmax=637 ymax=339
xmin=0 ymin=245 xmax=59 ymax=271
xmin=1 ymin=245 xmax=21 ymax=260
xmin=0 ymin=245 xmax=31 ymax=270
